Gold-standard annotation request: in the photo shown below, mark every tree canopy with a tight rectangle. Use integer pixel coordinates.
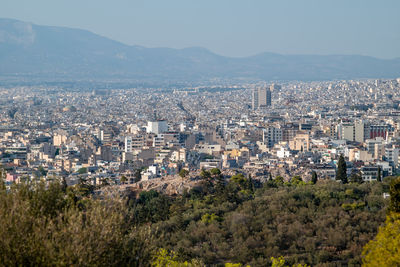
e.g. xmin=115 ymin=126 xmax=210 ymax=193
xmin=362 ymin=176 xmax=400 ymax=266
xmin=0 ymin=169 xmax=391 ymax=266
xmin=179 ymin=169 xmax=190 ymax=179
xmin=0 ymin=178 xmax=153 ymax=266
xmin=336 ymin=154 xmax=348 ymax=184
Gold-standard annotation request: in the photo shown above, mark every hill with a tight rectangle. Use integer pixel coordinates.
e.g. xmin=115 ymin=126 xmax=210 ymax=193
xmin=1 ymin=18 xmax=400 ymax=82
xmin=0 ymin=171 xmax=389 ymax=266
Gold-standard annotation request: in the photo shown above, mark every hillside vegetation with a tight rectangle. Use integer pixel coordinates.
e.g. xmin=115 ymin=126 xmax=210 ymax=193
xmin=0 ymin=170 xmax=391 ymax=266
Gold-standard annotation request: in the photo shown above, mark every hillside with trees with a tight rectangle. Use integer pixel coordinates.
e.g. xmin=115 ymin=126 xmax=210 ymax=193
xmin=0 ymin=169 xmax=393 ymax=266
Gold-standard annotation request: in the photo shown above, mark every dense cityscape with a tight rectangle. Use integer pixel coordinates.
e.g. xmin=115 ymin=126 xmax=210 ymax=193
xmin=2 ymin=78 xmax=400 ymax=192
xmin=1 ymin=1 xmax=400 ymax=265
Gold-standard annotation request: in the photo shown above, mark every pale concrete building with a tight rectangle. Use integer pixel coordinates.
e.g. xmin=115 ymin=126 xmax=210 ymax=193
xmin=147 ymin=120 xmax=168 ymax=135
xmin=289 ymin=132 xmax=310 ymax=151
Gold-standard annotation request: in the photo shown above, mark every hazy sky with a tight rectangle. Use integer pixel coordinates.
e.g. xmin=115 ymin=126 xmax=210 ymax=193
xmin=1 ymin=0 xmax=399 ymax=58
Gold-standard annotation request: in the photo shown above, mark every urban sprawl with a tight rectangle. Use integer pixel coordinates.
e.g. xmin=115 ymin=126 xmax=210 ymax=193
xmin=2 ymin=79 xmax=400 ymax=193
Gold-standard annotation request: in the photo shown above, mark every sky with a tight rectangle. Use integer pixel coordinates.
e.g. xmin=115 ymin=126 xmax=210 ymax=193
xmin=1 ymin=0 xmax=400 ymax=59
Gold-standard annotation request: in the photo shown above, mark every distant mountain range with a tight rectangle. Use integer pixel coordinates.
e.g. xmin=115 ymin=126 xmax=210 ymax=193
xmin=1 ymin=18 xmax=400 ymax=82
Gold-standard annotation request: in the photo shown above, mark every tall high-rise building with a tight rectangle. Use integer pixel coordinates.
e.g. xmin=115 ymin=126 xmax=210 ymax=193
xmin=252 ymin=87 xmax=272 ymax=110
xmin=252 ymin=89 xmax=259 ymax=110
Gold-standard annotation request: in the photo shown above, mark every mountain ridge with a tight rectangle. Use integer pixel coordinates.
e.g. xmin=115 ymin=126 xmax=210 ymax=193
xmin=1 ymin=18 xmax=399 ymax=82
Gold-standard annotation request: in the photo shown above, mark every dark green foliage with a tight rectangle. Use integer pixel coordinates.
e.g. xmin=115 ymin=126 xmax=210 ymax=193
xmin=129 ymin=190 xmax=172 ymax=224
xmin=377 ymin=166 xmax=382 ymax=182
xmin=274 ymin=175 xmax=284 ymax=185
xmin=38 ymin=166 xmax=47 ymax=176
xmin=0 ymin=169 xmax=6 ymax=192
xmin=0 ymin=179 xmax=154 ymax=266
xmin=61 ymin=177 xmax=67 ymax=192
xmin=389 ymin=177 xmax=400 ymax=213
xmin=230 ymin=173 xmax=252 ymax=191
xmin=200 ymin=169 xmax=212 ymax=180
xmin=150 ymin=180 xmax=387 ymax=266
xmin=290 ymin=175 xmax=303 ymax=185
xmin=179 ymin=169 xmax=189 ymax=179
xmin=77 ymin=167 xmax=87 ymax=174
xmin=203 ymin=154 xmax=214 ymax=160
xmin=134 ymin=168 xmax=142 ymax=182
xmin=210 ymin=168 xmax=221 ymax=176
xmin=311 ymin=171 xmax=318 ymax=184
xmin=349 ymin=169 xmax=363 ymax=183
xmin=0 ymin=168 xmax=391 ymax=266
xmin=120 ymin=175 xmax=127 ymax=184
xmin=336 ymin=155 xmax=348 ymax=184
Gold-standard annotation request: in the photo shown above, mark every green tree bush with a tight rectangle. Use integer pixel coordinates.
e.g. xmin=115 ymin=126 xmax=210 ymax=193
xmin=77 ymin=167 xmax=87 ymax=174
xmin=311 ymin=171 xmax=318 ymax=184
xmin=179 ymin=169 xmax=190 ymax=179
xmin=336 ymin=155 xmax=348 ymax=184
xmin=0 ymin=178 xmax=153 ymax=266
xmin=362 ymin=176 xmax=400 ymax=266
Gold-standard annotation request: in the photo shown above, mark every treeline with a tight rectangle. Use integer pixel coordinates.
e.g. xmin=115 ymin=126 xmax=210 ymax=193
xmin=0 ymin=169 xmax=393 ymax=266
